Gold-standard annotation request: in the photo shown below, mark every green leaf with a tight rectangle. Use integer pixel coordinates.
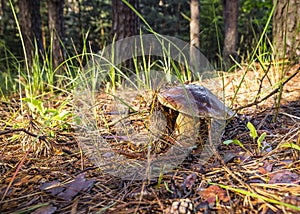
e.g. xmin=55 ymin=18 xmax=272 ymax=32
xmin=44 ymin=109 xmax=59 ymax=117
xmin=280 ymin=143 xmax=300 ymax=151
xmin=164 ymin=181 xmax=174 ymax=194
xmin=58 ymin=110 xmax=72 ymax=121
xmin=23 ymin=97 xmax=45 ymax=115
xmin=223 ymin=139 xmax=234 ymax=145
xmin=49 ymin=130 xmax=55 ymax=137
xmin=223 ymin=139 xmax=245 ymax=149
xmin=257 ymin=132 xmax=266 ymax=149
xmin=247 ymin=122 xmax=258 ymax=139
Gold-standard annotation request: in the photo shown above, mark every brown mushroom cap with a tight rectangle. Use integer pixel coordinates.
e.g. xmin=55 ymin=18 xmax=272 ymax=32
xmin=157 ymin=84 xmax=234 ymax=119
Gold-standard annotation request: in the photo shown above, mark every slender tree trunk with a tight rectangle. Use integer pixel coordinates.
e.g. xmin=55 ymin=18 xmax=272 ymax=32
xmin=48 ymin=0 xmax=65 ymax=70
xmin=273 ymin=0 xmax=300 ymax=60
xmin=190 ymin=0 xmax=200 ymax=81
xmin=112 ymin=0 xmax=139 ymax=72
xmin=190 ymin=0 xmax=200 ymax=49
xmin=112 ymin=0 xmax=139 ymax=40
xmin=18 ymin=0 xmax=43 ymax=66
xmin=0 ymin=0 xmax=4 ymax=36
xmin=222 ymin=0 xmax=238 ymax=70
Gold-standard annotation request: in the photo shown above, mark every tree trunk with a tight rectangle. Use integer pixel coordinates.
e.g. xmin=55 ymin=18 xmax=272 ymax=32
xmin=112 ymin=0 xmax=139 ymax=40
xmin=48 ymin=0 xmax=65 ymax=70
xmin=190 ymin=0 xmax=200 ymax=49
xmin=18 ymin=0 xmax=43 ymax=65
xmin=222 ymin=0 xmax=238 ymax=70
xmin=273 ymin=0 xmax=300 ymax=60
xmin=112 ymin=0 xmax=139 ymax=72
xmin=189 ymin=0 xmax=200 ymax=81
xmin=0 ymin=0 xmax=4 ymax=36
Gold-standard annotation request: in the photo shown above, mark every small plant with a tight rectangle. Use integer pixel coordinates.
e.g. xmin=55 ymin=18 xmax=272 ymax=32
xmin=23 ymin=97 xmax=72 ymax=132
xmin=223 ymin=121 xmax=267 ymax=154
xmin=246 ymin=121 xmax=266 ymax=150
xmin=9 ymin=96 xmax=73 ymax=156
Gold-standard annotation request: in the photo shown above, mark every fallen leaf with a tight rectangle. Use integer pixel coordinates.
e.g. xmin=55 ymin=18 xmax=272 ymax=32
xmin=57 ymin=173 xmax=95 ymax=201
xmin=40 ymin=173 xmax=95 ymax=201
xmin=269 ymin=170 xmax=300 ymax=184
xmin=258 ymin=162 xmax=274 ymax=175
xmin=41 ymin=180 xmax=65 ymax=196
xmin=198 ymin=185 xmax=229 ymax=207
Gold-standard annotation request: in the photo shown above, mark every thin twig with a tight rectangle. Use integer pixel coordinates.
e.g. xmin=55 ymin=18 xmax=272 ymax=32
xmin=235 ymin=67 xmax=300 ymax=111
xmin=0 ymin=128 xmax=47 ymax=141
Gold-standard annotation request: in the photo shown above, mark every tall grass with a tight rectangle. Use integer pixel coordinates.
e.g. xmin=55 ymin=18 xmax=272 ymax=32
xmin=229 ymin=2 xmax=279 ymax=107
xmin=2 ymin=0 xmax=294 ymax=129
xmin=0 ymin=44 xmax=19 ymax=97
xmin=1 ymin=1 xmax=97 ymax=156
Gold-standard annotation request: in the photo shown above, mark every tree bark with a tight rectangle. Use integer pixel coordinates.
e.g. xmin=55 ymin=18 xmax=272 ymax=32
xmin=48 ymin=0 xmax=65 ymax=70
xmin=273 ymin=0 xmax=300 ymax=60
xmin=111 ymin=0 xmax=139 ymax=72
xmin=189 ymin=0 xmax=200 ymax=80
xmin=112 ymin=0 xmax=139 ymax=40
xmin=0 ymin=0 xmax=4 ymax=36
xmin=222 ymin=0 xmax=238 ymax=70
xmin=18 ymin=0 xmax=43 ymax=65
xmin=190 ymin=0 xmax=200 ymax=49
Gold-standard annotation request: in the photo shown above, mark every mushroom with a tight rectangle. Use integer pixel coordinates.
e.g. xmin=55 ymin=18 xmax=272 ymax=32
xmin=157 ymin=84 xmax=234 ymax=148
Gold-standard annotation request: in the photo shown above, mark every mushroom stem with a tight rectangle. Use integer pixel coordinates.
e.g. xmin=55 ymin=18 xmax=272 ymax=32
xmin=175 ymin=115 xmax=225 ymax=152
xmin=175 ymin=113 xmax=200 ymax=149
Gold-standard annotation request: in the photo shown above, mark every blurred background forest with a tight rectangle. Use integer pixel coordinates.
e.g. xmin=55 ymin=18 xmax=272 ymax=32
xmin=0 ymin=0 xmax=274 ymax=69
xmin=0 ymin=0 xmax=299 ymax=96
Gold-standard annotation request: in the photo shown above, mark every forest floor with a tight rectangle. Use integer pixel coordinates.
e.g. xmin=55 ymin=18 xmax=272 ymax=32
xmin=0 ymin=63 xmax=300 ymax=214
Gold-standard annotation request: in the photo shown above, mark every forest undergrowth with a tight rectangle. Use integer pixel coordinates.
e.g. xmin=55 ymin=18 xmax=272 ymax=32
xmin=0 ymin=60 xmax=299 ymax=213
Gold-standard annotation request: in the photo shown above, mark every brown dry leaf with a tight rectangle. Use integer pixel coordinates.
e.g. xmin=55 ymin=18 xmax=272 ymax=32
xmin=198 ymin=185 xmax=229 ymax=206
xmin=258 ymin=161 xmax=274 ymax=175
xmin=57 ymin=173 xmax=95 ymax=201
xmin=258 ymin=167 xmax=268 ymax=175
xmin=41 ymin=180 xmax=65 ymax=195
xmin=268 ymin=170 xmax=300 ymax=184
xmin=40 ymin=173 xmax=95 ymax=201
